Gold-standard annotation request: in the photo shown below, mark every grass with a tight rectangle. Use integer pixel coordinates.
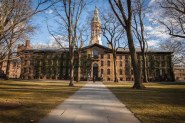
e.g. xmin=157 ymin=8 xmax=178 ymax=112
xmin=104 ymin=82 xmax=185 ymax=123
xmin=0 ymin=80 xmax=86 ymax=123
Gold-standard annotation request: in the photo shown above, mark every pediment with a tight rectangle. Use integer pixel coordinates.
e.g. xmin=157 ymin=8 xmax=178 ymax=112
xmin=82 ymin=43 xmax=110 ymax=51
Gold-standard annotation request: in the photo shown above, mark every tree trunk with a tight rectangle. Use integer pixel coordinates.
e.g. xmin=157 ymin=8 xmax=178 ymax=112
xmin=139 ymin=7 xmax=148 ymax=83
xmin=5 ymin=50 xmax=12 ymax=80
xmin=170 ymin=55 xmax=175 ymax=82
xmin=142 ymin=52 xmax=148 ymax=82
xmin=113 ymin=52 xmax=118 ymax=82
xmin=0 ymin=62 xmax=3 ymax=70
xmin=68 ymin=24 xmax=74 ymax=86
xmin=76 ymin=51 xmax=81 ymax=82
xmin=126 ymin=26 xmax=145 ymax=89
xmin=69 ymin=46 xmax=74 ymax=86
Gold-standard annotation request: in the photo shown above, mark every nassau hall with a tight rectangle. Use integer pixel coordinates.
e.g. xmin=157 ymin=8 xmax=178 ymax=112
xmin=1 ymin=8 xmax=174 ymax=81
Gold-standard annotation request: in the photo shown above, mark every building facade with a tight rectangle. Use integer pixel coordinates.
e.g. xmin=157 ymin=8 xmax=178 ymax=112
xmin=18 ymin=42 xmax=174 ymax=81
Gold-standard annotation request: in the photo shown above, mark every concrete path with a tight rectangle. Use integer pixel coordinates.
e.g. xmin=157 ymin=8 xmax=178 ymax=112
xmin=39 ymin=82 xmax=140 ymax=123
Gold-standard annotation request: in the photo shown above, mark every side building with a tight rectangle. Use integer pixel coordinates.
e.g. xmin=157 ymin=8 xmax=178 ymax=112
xmin=174 ymin=65 xmax=185 ymax=82
xmin=0 ymin=60 xmax=21 ymax=79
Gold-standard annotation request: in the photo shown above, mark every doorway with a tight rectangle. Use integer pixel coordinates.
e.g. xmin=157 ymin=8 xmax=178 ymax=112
xmin=93 ymin=63 xmax=98 ymax=81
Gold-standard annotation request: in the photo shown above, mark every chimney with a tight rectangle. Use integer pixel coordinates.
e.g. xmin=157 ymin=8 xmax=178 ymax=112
xmin=25 ymin=40 xmax=31 ymax=49
xmin=17 ymin=44 xmax=25 ymax=52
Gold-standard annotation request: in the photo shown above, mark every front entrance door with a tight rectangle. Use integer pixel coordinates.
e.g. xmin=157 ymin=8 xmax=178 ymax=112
xmin=93 ymin=63 xmax=98 ymax=81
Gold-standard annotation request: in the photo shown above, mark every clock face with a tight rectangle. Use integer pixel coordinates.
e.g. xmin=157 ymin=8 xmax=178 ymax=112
xmin=93 ymin=48 xmax=99 ymax=57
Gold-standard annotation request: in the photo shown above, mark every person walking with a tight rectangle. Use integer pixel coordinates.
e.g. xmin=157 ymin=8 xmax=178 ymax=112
xmin=93 ymin=76 xmax=96 ymax=83
xmin=87 ymin=73 xmax=90 ymax=81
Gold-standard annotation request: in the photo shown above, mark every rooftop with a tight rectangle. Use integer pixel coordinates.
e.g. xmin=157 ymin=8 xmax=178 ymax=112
xmin=22 ymin=43 xmax=172 ymax=54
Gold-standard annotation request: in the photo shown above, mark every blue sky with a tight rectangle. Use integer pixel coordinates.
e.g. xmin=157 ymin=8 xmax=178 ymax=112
xmin=29 ymin=0 xmax=168 ymax=48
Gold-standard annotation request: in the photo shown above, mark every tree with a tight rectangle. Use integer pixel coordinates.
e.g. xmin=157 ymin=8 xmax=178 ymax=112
xmin=159 ymin=39 xmax=185 ymax=65
xmin=0 ymin=0 xmax=55 ymax=79
xmin=75 ymin=26 xmax=89 ymax=82
xmin=158 ymin=0 xmax=185 ymax=39
xmin=101 ymin=11 xmax=125 ymax=82
xmin=52 ymin=0 xmax=88 ymax=86
xmin=109 ymin=0 xmax=145 ymax=89
xmin=133 ymin=0 xmax=148 ymax=82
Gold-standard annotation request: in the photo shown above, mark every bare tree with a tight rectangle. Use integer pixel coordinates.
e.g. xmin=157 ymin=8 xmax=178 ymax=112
xmin=52 ymin=0 xmax=88 ymax=86
xmin=101 ymin=11 xmax=125 ymax=82
xmin=109 ymin=0 xmax=145 ymax=89
xmin=159 ymin=39 xmax=185 ymax=65
xmin=157 ymin=0 xmax=185 ymax=39
xmin=0 ymin=0 xmax=55 ymax=42
xmin=75 ymin=25 xmax=89 ymax=82
xmin=133 ymin=0 xmax=148 ymax=82
xmin=0 ymin=0 xmax=56 ymax=79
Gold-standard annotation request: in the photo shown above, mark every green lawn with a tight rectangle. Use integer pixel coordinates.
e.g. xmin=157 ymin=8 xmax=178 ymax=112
xmin=104 ymin=82 xmax=185 ymax=123
xmin=0 ymin=80 xmax=85 ymax=123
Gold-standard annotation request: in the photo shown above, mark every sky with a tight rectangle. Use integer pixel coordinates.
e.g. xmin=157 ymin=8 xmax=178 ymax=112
xmin=30 ymin=0 xmax=107 ymax=46
xmin=29 ymin=0 xmax=171 ymax=49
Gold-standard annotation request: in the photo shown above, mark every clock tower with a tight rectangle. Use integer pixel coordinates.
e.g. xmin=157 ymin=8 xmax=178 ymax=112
xmin=89 ymin=7 xmax=102 ymax=45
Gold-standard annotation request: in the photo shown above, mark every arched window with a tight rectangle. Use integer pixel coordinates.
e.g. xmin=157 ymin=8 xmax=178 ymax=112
xmin=93 ymin=63 xmax=98 ymax=67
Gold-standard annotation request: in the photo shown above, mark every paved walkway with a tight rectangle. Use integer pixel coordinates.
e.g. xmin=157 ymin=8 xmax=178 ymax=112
xmin=39 ymin=82 xmax=140 ymax=123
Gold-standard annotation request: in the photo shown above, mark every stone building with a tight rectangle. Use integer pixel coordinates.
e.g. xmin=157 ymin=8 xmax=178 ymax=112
xmin=0 ymin=60 xmax=21 ymax=79
xmin=17 ymin=8 xmax=174 ymax=81
xmin=174 ymin=65 xmax=185 ymax=81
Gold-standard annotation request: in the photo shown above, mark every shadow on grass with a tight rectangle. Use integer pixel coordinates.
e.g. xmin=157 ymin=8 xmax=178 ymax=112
xmin=0 ymin=80 xmax=85 ymax=123
xmin=159 ymin=82 xmax=185 ymax=85
xmin=104 ymin=82 xmax=185 ymax=123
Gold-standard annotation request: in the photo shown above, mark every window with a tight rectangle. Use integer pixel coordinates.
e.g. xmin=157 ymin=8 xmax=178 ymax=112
xmin=101 ymin=69 xmax=103 ymax=74
xmin=125 ymin=55 xmax=128 ymax=60
xmin=120 ymin=69 xmax=123 ymax=75
xmin=107 ymin=69 xmax=110 ymax=75
xmin=148 ymin=61 xmax=151 ymax=67
xmin=107 ymin=54 xmax=110 ymax=59
xmin=101 ymin=54 xmax=104 ymax=59
xmin=167 ymin=61 xmax=170 ymax=67
xmin=120 ymin=55 xmax=122 ymax=60
xmin=120 ymin=61 xmax=122 ymax=67
xmin=101 ymin=61 xmax=104 ymax=66
xmin=156 ymin=69 xmax=160 ymax=76
xmin=13 ymin=62 xmax=16 ymax=68
xmin=29 ymin=68 xmax=31 ymax=74
xmin=131 ymin=70 xmax=133 ymax=75
xmin=161 ymin=55 xmax=165 ymax=60
xmin=162 ymin=61 xmax=166 ymax=67
xmin=107 ymin=61 xmax=110 ymax=66
xmin=162 ymin=69 xmax=165 ymax=76
xmin=24 ymin=60 xmax=27 ymax=65
xmin=157 ymin=56 xmax=161 ymax=60
xmin=88 ymin=54 xmax=91 ymax=58
xmin=24 ymin=68 xmax=26 ymax=73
